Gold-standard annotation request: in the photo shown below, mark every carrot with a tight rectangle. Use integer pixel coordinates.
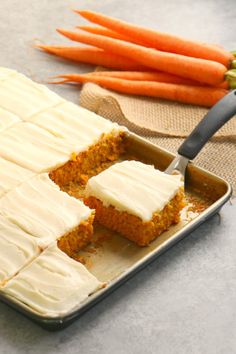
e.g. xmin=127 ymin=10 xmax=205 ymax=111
xmin=76 ymin=10 xmax=234 ymax=67
xmin=53 ymin=73 xmax=228 ymax=107
xmin=77 ymin=25 xmax=147 ymax=46
xmin=57 ymin=29 xmax=227 ymax=86
xmin=83 ymin=70 xmax=204 ymax=85
xmin=77 ymin=25 xmax=132 ymax=41
xmin=92 ymin=71 xmax=229 ymax=88
xmin=37 ymin=45 xmax=148 ymax=71
xmin=84 ymin=70 xmax=230 ymax=88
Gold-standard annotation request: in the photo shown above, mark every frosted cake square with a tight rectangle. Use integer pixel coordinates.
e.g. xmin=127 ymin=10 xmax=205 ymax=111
xmin=84 ymin=160 xmax=185 ymax=246
xmin=31 ymin=101 xmax=126 ymax=187
xmin=1 ymin=243 xmax=101 ymax=317
xmin=39 ymin=102 xmax=127 ymax=186
xmin=0 ymin=174 xmax=94 ymax=256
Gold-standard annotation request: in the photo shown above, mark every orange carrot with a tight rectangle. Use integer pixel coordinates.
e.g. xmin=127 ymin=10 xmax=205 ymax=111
xmin=78 ymin=25 xmax=131 ymax=41
xmin=53 ymin=73 xmax=228 ymax=107
xmin=76 ymin=10 xmax=234 ymax=67
xmin=77 ymin=25 xmax=147 ymax=46
xmin=87 ymin=71 xmax=229 ymax=88
xmin=57 ymin=29 xmax=227 ymax=86
xmin=37 ymin=45 xmax=148 ymax=70
xmin=84 ymin=70 xmax=204 ymax=85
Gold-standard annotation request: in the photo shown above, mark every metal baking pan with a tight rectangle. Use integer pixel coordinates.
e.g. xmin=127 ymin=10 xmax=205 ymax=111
xmin=0 ymin=131 xmax=232 ymax=330
xmin=0 ymin=91 xmax=235 ymax=331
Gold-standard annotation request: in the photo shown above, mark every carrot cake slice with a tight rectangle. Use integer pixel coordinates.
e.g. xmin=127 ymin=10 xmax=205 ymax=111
xmin=0 ymin=174 xmax=94 ymax=256
xmin=84 ymin=160 xmax=185 ymax=246
xmin=0 ymin=157 xmax=34 ymax=197
xmin=29 ymin=101 xmax=126 ymax=186
xmin=0 ymin=215 xmax=40 ymax=286
xmin=0 ymin=243 xmax=101 ymax=317
xmin=0 ymin=69 xmax=63 ymax=119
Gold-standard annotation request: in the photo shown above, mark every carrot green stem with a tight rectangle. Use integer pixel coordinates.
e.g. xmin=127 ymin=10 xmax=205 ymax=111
xmin=225 ymin=70 xmax=236 ymax=89
xmin=226 ymin=69 xmax=236 ymax=79
xmin=230 ymin=50 xmax=236 ymax=56
xmin=229 ymin=80 xmax=236 ymax=89
xmin=231 ymin=60 xmax=236 ymax=69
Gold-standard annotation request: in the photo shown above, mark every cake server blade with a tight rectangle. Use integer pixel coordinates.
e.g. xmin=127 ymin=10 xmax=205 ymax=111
xmin=165 ymin=89 xmax=236 ymax=179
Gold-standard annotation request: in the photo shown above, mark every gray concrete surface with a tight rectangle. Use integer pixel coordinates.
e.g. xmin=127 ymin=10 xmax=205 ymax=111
xmin=0 ymin=0 xmax=236 ymax=353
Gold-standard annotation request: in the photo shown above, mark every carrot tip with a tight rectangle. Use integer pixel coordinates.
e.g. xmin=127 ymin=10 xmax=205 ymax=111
xmin=74 ymin=9 xmax=85 ymax=15
xmin=48 ymin=78 xmax=71 ymax=84
xmin=35 ymin=44 xmax=48 ymax=50
xmin=56 ymin=28 xmax=64 ymax=34
xmin=34 ymin=44 xmax=58 ymax=55
xmin=56 ymin=28 xmax=72 ymax=37
xmin=72 ymin=9 xmax=81 ymax=14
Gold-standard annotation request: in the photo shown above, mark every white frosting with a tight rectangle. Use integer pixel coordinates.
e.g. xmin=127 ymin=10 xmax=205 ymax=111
xmin=0 ymin=72 xmax=63 ymax=119
xmin=0 ymin=67 xmax=17 ymax=81
xmin=30 ymin=101 xmax=124 ymax=144
xmin=1 ymin=243 xmax=101 ymax=316
xmin=85 ymin=160 xmax=183 ymax=221
xmin=0 ymin=122 xmax=75 ymax=172
xmin=0 ymin=174 xmax=93 ymax=248
xmin=0 ymin=107 xmax=20 ymax=132
xmin=0 ymin=215 xmax=39 ymax=285
xmin=0 ymin=157 xmax=34 ymax=197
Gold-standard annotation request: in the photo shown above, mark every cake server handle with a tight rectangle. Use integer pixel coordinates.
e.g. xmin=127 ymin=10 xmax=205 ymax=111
xmin=165 ymin=89 xmax=236 ymax=175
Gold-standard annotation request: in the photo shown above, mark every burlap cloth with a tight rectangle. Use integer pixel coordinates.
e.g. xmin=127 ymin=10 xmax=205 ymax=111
xmin=80 ymin=81 xmax=236 ymax=194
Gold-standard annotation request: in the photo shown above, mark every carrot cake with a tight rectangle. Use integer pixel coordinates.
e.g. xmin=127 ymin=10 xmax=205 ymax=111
xmin=30 ymin=101 xmax=126 ymax=187
xmin=0 ymin=174 xmax=94 ymax=255
xmin=0 ymin=215 xmax=40 ymax=286
xmin=84 ymin=160 xmax=185 ymax=246
xmin=0 ymin=157 xmax=34 ymax=197
xmin=0 ymin=243 xmax=101 ymax=317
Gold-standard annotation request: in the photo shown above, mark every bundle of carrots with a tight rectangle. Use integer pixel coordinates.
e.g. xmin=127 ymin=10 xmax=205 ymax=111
xmin=38 ymin=9 xmax=236 ymax=107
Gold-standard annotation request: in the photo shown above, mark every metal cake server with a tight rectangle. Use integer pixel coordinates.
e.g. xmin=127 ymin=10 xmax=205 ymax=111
xmin=165 ymin=89 xmax=236 ymax=179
